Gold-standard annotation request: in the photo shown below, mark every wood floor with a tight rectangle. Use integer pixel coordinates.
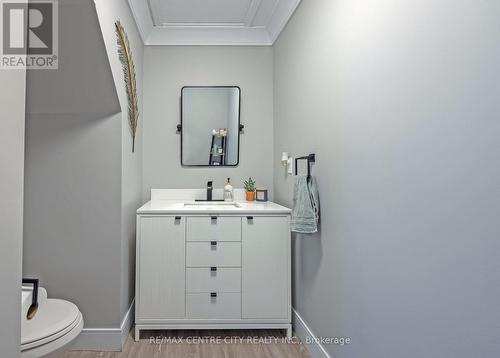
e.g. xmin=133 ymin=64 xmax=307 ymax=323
xmin=64 ymin=329 xmax=311 ymax=358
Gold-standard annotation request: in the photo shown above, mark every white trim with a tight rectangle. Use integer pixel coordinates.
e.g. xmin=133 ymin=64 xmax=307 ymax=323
xmin=71 ymin=299 xmax=135 ymax=351
xmin=144 ymin=26 xmax=272 ymax=46
xmin=157 ymin=22 xmax=249 ymax=28
xmin=267 ymin=0 xmax=301 ymax=43
xmin=244 ymin=0 xmax=262 ymax=27
xmin=147 ymin=0 xmax=161 ymax=27
xmin=120 ymin=298 xmax=135 ymax=347
xmin=293 ymin=309 xmax=331 ymax=358
xmin=127 ymin=0 xmax=154 ymax=44
xmin=127 ymin=0 xmax=301 ymax=46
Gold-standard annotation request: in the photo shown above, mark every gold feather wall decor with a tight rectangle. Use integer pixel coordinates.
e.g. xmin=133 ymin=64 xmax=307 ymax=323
xmin=115 ymin=20 xmax=139 ymax=152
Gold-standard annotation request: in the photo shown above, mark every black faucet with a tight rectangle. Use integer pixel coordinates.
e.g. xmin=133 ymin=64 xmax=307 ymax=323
xmin=195 ymin=180 xmax=224 ymax=201
xmin=207 ymin=181 xmax=213 ymax=201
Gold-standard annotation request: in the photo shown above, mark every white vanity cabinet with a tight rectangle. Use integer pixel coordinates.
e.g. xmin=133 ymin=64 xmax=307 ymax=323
xmin=135 ymin=194 xmax=292 ymax=341
xmin=242 ymin=216 xmax=289 ymax=320
xmin=136 ymin=216 xmax=185 ymax=320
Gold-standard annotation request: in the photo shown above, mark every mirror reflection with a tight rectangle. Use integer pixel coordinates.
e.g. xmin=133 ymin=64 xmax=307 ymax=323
xmin=181 ymin=86 xmax=241 ymax=166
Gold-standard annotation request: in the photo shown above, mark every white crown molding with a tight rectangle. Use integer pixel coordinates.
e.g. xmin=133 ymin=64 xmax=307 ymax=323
xmin=158 ymin=22 xmax=249 ymax=28
xmin=146 ymin=0 xmax=162 ymax=27
xmin=146 ymin=26 xmax=272 ymax=46
xmin=244 ymin=0 xmax=262 ymax=27
xmin=127 ymin=0 xmax=301 ymax=46
xmin=267 ymin=0 xmax=301 ymax=43
xmin=127 ymin=0 xmax=154 ymax=44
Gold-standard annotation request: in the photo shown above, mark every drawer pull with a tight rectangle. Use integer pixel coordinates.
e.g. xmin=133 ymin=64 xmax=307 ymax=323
xmin=210 ymin=267 xmax=217 ymax=272
xmin=210 ymin=241 xmax=217 ymax=246
xmin=174 ymin=216 xmax=181 ymax=220
xmin=210 ymin=292 xmax=217 ymax=298
xmin=211 ymin=216 xmax=218 ymax=221
xmin=247 ymin=216 xmax=253 ymax=220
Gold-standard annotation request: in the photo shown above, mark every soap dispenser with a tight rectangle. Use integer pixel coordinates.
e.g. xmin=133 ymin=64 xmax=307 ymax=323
xmin=224 ymin=178 xmax=233 ymax=202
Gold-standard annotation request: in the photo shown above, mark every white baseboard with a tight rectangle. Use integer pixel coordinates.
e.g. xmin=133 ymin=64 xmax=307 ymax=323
xmin=293 ymin=308 xmax=331 ymax=358
xmin=71 ymin=298 xmax=135 ymax=351
xmin=73 ymin=302 xmax=324 ymax=354
xmin=120 ymin=298 xmax=135 ymax=347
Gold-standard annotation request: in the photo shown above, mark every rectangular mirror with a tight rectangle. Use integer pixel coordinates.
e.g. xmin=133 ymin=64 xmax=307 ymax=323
xmin=180 ymin=86 xmax=241 ymax=166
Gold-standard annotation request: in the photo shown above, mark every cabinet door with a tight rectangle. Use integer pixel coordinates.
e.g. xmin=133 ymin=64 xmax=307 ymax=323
xmin=242 ymin=216 xmax=290 ymax=319
xmin=137 ymin=216 xmax=185 ymax=319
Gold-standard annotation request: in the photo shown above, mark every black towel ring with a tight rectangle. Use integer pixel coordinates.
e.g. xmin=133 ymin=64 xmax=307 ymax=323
xmin=295 ymin=153 xmax=316 ymax=181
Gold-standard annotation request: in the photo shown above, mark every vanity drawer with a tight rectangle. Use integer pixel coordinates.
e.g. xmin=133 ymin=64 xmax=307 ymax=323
xmin=186 ymin=292 xmax=241 ymax=319
xmin=186 ymin=267 xmax=241 ymax=293
xmin=186 ymin=217 xmax=241 ymax=242
xmin=186 ymin=242 xmax=241 ymax=267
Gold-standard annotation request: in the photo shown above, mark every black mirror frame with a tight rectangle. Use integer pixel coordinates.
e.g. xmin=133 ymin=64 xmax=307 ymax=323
xmin=179 ymin=86 xmax=242 ymax=167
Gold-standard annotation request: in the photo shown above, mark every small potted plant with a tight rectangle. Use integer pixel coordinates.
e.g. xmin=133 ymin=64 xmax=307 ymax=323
xmin=244 ymin=177 xmax=256 ymax=201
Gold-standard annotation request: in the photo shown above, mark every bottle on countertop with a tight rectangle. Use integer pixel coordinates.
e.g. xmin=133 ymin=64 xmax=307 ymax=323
xmin=224 ymin=177 xmax=233 ymax=202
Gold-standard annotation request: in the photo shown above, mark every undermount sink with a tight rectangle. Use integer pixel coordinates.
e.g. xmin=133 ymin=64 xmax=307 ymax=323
xmin=184 ymin=201 xmax=241 ymax=208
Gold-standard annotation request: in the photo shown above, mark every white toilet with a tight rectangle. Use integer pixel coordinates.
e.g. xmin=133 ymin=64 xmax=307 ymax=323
xmin=21 ymin=286 xmax=83 ymax=358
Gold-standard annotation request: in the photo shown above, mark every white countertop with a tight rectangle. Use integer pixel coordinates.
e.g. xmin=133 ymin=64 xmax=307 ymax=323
xmin=137 ymin=200 xmax=291 ymax=215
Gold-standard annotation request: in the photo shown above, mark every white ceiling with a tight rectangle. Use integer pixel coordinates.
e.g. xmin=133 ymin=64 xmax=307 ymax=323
xmin=128 ymin=0 xmax=301 ymax=45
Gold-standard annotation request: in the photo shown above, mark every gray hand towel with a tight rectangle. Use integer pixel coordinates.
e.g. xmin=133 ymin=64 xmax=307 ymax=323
xmin=291 ymin=175 xmax=320 ymax=234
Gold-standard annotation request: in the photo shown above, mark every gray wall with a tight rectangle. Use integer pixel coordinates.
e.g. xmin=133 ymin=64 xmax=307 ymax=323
xmin=94 ymin=0 xmax=144 ymax=325
xmin=23 ymin=0 xmax=123 ymax=329
xmin=273 ymin=0 xmax=500 ymax=357
xmin=142 ymin=46 xmax=274 ymax=199
xmin=24 ymin=0 xmax=142 ymax=339
xmin=0 ymin=69 xmax=26 ymax=357
xmin=23 ymin=113 xmax=122 ymax=328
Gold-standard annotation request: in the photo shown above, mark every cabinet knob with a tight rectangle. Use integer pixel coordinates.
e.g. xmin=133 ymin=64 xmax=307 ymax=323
xmin=210 ymin=292 xmax=217 ymax=298
xmin=210 ymin=267 xmax=217 ymax=272
xmin=210 ymin=241 xmax=217 ymax=246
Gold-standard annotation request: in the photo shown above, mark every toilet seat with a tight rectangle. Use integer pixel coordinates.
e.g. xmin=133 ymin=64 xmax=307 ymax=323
xmin=21 ymin=298 xmax=82 ymax=352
